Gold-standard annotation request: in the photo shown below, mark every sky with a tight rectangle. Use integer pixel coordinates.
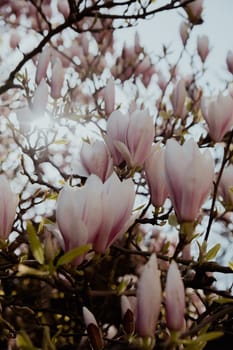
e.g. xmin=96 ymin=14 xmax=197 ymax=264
xmin=119 ymin=0 xmax=233 ymax=90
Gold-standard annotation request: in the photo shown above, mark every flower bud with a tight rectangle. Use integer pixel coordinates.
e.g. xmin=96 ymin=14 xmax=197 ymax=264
xmin=201 ymin=93 xmax=233 ymax=142
xmin=165 ymin=261 xmax=185 ymax=331
xmin=35 ymin=46 xmax=51 ymax=85
xmin=10 ymin=31 xmax=20 ymax=49
xmin=183 ymin=0 xmax=204 ymax=25
xmin=197 ymin=35 xmax=209 ymax=63
xmin=83 ymin=307 xmax=104 ymax=350
xmin=57 ymin=0 xmax=70 ymax=19
xmin=144 ymin=143 xmax=168 ymax=208
xmin=121 ymin=295 xmax=135 ymax=335
xmin=170 ymin=79 xmax=187 ymax=119
xmin=164 ymin=138 xmax=214 ymax=223
xmin=0 ymin=175 xmax=18 ymax=240
xmin=179 ymin=21 xmax=189 ymax=46
xmin=104 ymin=77 xmax=115 ymax=116
xmin=136 ymin=254 xmax=162 ymax=337
xmin=218 ymin=164 xmax=233 ymax=210
xmin=51 ymin=58 xmax=64 ymax=99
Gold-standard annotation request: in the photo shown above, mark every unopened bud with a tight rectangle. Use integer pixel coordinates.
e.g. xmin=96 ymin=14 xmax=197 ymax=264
xmin=83 ymin=307 xmax=104 ymax=350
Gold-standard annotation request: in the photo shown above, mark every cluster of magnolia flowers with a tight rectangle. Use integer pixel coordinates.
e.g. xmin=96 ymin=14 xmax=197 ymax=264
xmin=3 ymin=86 xmax=233 ymax=251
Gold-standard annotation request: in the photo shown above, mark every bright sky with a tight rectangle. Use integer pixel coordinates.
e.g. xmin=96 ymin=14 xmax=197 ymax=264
xmin=119 ymin=0 xmax=233 ymax=90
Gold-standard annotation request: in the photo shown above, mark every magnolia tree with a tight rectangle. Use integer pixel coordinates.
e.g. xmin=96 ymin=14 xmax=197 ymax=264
xmin=0 ymin=0 xmax=233 ymax=349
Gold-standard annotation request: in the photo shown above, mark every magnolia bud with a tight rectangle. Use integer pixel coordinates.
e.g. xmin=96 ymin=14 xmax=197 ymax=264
xmin=197 ymin=35 xmax=209 ymax=63
xmin=121 ymin=295 xmax=135 ymax=335
xmin=83 ymin=307 xmax=104 ymax=350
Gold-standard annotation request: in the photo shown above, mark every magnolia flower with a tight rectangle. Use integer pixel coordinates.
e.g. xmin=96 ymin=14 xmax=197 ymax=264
xmin=105 ymin=109 xmax=155 ymax=168
xmin=164 ymin=138 xmax=214 ymax=223
xmin=83 ymin=307 xmax=104 ymax=350
xmin=201 ymin=93 xmax=233 ymax=142
xmin=51 ymin=58 xmax=64 ymax=99
xmin=144 ymin=143 xmax=168 ymax=208
xmin=179 ymin=21 xmax=189 ymax=46
xmin=183 ymin=0 xmax=204 ymax=24
xmin=121 ymin=295 xmax=135 ymax=335
xmin=56 ymin=176 xmax=102 ymax=264
xmin=136 ymin=254 xmax=162 ymax=337
xmin=0 ymin=175 xmax=18 ymax=240
xmin=218 ymin=164 xmax=233 ymax=209
xmin=74 ymin=140 xmax=113 ymax=182
xmin=170 ymin=79 xmax=187 ymax=119
xmin=104 ymin=77 xmax=115 ymax=116
xmin=57 ymin=0 xmax=70 ymax=19
xmin=93 ymin=172 xmax=135 ymax=253
xmin=35 ymin=46 xmax=51 ymax=84
xmin=10 ymin=30 xmax=20 ymax=49
xmin=197 ymin=35 xmax=209 ymax=63
xmin=165 ymin=261 xmax=185 ymax=331
xmin=56 ymin=173 xmax=135 ymax=260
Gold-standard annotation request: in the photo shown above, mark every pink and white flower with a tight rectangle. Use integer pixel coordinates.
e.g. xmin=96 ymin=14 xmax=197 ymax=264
xmin=165 ymin=261 xmax=185 ymax=331
xmin=164 ymin=138 xmax=214 ymax=223
xmin=105 ymin=109 xmax=155 ymax=168
xmin=201 ymin=93 xmax=233 ymax=142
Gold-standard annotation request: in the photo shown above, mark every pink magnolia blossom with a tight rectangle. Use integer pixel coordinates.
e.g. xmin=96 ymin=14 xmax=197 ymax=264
xmin=51 ymin=58 xmax=64 ymax=99
xmin=226 ymin=50 xmax=233 ymax=75
xmin=170 ymin=79 xmax=187 ymax=119
xmin=0 ymin=175 xmax=18 ymax=240
xmin=121 ymin=295 xmax=135 ymax=335
xmin=104 ymin=77 xmax=115 ymax=116
xmin=104 ymin=109 xmax=155 ymax=168
xmin=201 ymin=93 xmax=233 ymax=142
xmin=183 ymin=0 xmax=203 ymax=24
xmin=134 ymin=31 xmax=141 ymax=54
xmin=197 ymin=35 xmax=209 ymax=63
xmin=56 ymin=175 xmax=102 ymax=261
xmin=179 ymin=21 xmax=189 ymax=46
xmin=218 ymin=164 xmax=233 ymax=209
xmin=83 ymin=307 xmax=104 ymax=350
xmin=144 ymin=143 xmax=168 ymax=208
xmin=57 ymin=0 xmax=70 ymax=19
xmin=93 ymin=172 xmax=135 ymax=253
xmin=10 ymin=31 xmax=20 ymax=49
xmin=35 ymin=46 xmax=51 ymax=85
xmin=56 ymin=173 xmax=135 ymax=260
xmin=164 ymin=138 xmax=214 ymax=223
xmin=75 ymin=140 xmax=113 ymax=182
xmin=136 ymin=254 xmax=162 ymax=337
xmin=165 ymin=261 xmax=185 ymax=331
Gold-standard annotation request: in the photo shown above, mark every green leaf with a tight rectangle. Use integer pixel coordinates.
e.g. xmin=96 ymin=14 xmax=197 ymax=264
xmin=56 ymin=244 xmax=92 ymax=267
xmin=27 ymin=221 xmax=44 ymax=265
xmin=229 ymin=261 xmax=233 ymax=270
xmin=16 ymin=330 xmax=37 ymax=350
xmin=196 ymin=331 xmax=223 ymax=342
xmin=53 ymin=139 xmax=68 ymax=144
xmin=205 ymin=243 xmax=221 ymax=261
